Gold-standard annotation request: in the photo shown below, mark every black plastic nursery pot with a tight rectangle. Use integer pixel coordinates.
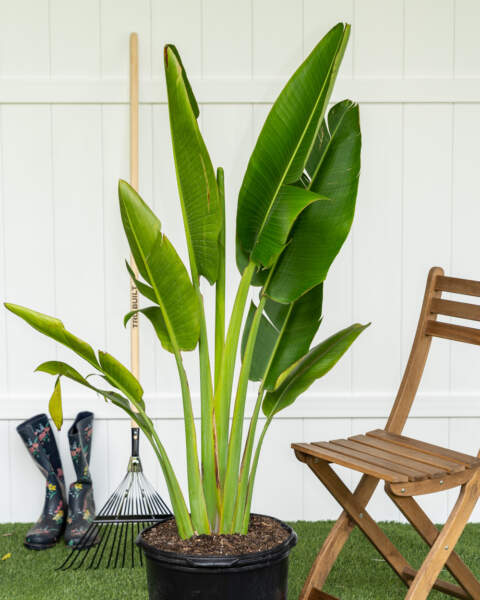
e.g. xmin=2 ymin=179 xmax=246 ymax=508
xmin=136 ymin=514 xmax=297 ymax=600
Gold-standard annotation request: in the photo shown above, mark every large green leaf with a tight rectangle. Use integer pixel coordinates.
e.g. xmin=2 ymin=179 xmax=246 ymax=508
xmin=266 ymin=100 xmax=361 ymax=302
xmin=164 ymin=45 xmax=221 ymax=284
xmin=241 ymin=284 xmax=323 ymax=388
xmin=263 ymin=323 xmax=369 ymax=417
xmin=250 ymin=185 xmax=323 ymax=268
xmin=119 ymin=180 xmax=200 ymax=352
xmin=236 ymin=23 xmax=349 ymax=264
xmin=4 ymin=304 xmax=100 ymax=368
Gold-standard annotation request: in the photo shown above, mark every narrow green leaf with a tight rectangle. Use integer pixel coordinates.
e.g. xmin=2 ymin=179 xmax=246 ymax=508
xmin=263 ymin=323 xmax=369 ymax=416
xmin=165 ymin=45 xmax=199 ymax=119
xmin=266 ymin=100 xmax=361 ymax=302
xmin=119 ymin=180 xmax=200 ymax=352
xmin=4 ymin=303 xmax=100 ymax=368
xmin=241 ymin=302 xmax=278 ymax=382
xmin=48 ymin=378 xmax=63 ymax=431
xmin=164 ymin=45 xmax=221 ymax=284
xmin=98 ymin=351 xmax=144 ymax=410
xmin=236 ymin=23 xmax=349 ymax=262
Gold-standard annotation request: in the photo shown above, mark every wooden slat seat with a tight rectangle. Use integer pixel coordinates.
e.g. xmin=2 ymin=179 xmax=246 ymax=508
xmin=294 ymin=431 xmax=480 ymax=486
xmin=294 ymin=268 xmax=480 ymax=600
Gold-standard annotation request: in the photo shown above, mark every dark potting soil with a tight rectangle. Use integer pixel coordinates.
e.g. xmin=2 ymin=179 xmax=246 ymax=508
xmin=142 ymin=515 xmax=289 ymax=556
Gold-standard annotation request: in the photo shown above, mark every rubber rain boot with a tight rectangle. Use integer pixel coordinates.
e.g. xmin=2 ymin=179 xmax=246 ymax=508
xmin=64 ymin=411 xmax=96 ymax=547
xmin=16 ymin=413 xmax=67 ymax=550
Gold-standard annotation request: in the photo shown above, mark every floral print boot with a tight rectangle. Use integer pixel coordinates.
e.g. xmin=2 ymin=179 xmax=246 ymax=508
xmin=64 ymin=411 xmax=96 ymax=547
xmin=16 ymin=414 xmax=67 ymax=550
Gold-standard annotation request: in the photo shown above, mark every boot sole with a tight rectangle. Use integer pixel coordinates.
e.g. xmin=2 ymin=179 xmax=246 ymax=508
xmin=24 ymin=540 xmax=58 ymax=551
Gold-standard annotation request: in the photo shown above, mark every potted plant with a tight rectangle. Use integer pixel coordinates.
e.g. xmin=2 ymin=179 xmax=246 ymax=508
xmin=5 ymin=22 xmax=368 ymax=600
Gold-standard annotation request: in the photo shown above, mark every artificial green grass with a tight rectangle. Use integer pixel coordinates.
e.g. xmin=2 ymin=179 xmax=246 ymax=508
xmin=1 ymin=521 xmax=479 ymax=599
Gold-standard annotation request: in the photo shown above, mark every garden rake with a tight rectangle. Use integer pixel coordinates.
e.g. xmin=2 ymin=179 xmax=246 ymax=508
xmin=58 ymin=33 xmax=171 ymax=570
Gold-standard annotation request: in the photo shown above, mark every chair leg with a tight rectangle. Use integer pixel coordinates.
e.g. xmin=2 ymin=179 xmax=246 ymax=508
xmin=301 ymin=459 xmax=413 ymax=599
xmin=404 ymin=472 xmax=480 ymax=600
xmin=299 ymin=472 xmax=380 ymax=599
xmin=386 ymin=485 xmax=480 ymax=599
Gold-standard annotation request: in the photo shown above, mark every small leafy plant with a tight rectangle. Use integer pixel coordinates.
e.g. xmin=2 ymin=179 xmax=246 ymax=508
xmin=5 ymin=23 xmax=368 ymax=538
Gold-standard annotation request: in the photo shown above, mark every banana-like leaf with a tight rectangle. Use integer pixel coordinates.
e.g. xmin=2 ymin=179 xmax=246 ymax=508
xmin=4 ymin=303 xmax=100 ymax=368
xmin=241 ymin=284 xmax=323 ymax=388
xmin=48 ymin=378 xmax=63 ymax=430
xmin=263 ymin=323 xmax=369 ymax=417
xmin=250 ymin=185 xmax=324 ymax=268
xmin=164 ymin=45 xmax=221 ymax=284
xmin=266 ymin=100 xmax=361 ymax=303
xmin=236 ymin=23 xmax=349 ymax=264
xmin=125 ymin=306 xmax=174 ymax=353
xmin=119 ymin=180 xmax=200 ymax=352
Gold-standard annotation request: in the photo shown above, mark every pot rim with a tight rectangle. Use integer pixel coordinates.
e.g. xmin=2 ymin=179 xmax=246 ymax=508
xmin=135 ymin=513 xmax=297 ymax=569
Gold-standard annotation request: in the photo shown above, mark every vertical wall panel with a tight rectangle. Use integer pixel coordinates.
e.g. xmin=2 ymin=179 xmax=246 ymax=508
xmin=354 ymin=0 xmax=404 ymax=78
xmin=50 ymin=0 xmax=100 ymax=78
xmin=451 ymin=104 xmax=480 ymax=392
xmin=402 ymin=104 xmax=453 ymax=392
xmin=0 ymin=0 xmax=50 ymax=77
xmin=52 ymin=106 xmax=104 ymax=393
xmin=455 ymin=0 xmax=480 ymax=77
xmin=101 ymin=105 xmax=130 ymax=371
xmin=352 ymin=104 xmax=402 ymax=393
xmin=253 ymin=0 xmax=302 ymax=78
xmin=89 ymin=419 xmax=110 ymax=510
xmin=404 ymin=0 xmax=454 ymax=78
xmin=0 ymin=110 xmax=7 ymax=394
xmin=303 ymin=0 xmax=354 ymax=76
xmin=100 ymin=0 xmax=151 ymax=78
xmin=151 ymin=0 xmax=202 ymax=79
xmin=252 ymin=418 xmax=303 ymax=520
xmin=3 ymin=106 xmax=55 ymax=394
xmin=0 ymin=422 xmax=9 ymax=521
xmin=202 ymin=0 xmax=252 ymax=78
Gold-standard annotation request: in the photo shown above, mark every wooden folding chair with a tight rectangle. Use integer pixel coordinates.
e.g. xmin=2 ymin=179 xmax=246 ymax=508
xmin=293 ymin=267 xmax=480 ymax=600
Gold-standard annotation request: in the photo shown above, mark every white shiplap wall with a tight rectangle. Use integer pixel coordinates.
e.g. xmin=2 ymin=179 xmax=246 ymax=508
xmin=1 ymin=0 xmax=480 ymax=525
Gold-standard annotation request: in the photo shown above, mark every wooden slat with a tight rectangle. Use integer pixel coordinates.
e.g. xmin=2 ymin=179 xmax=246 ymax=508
xmin=351 ymin=435 xmax=463 ymax=474
xmin=313 ymin=441 xmax=424 ymax=482
xmin=388 ymin=468 xmax=479 ymax=497
xmin=330 ymin=439 xmax=439 ymax=480
xmin=292 ymin=443 xmax=408 ymax=482
xmin=368 ymin=430 xmax=479 ymax=467
xmin=430 ymin=297 xmax=480 ymax=322
xmin=436 ymin=275 xmax=480 ymax=297
xmin=403 ymin=567 xmax=470 ymax=600
xmin=426 ymin=320 xmax=480 ymax=346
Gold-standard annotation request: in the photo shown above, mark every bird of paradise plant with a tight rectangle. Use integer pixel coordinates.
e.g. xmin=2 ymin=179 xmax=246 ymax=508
xmin=5 ymin=23 xmax=368 ymax=539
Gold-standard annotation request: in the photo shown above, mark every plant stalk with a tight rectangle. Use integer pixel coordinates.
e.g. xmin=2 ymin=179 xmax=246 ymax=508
xmin=220 ymin=294 xmax=267 ymax=532
xmin=214 ymin=261 xmax=255 ymax=487
xmin=215 ymin=168 xmax=226 ymax=390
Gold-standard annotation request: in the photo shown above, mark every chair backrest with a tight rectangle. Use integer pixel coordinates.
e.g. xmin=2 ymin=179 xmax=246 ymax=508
xmin=386 ymin=267 xmax=480 ymax=435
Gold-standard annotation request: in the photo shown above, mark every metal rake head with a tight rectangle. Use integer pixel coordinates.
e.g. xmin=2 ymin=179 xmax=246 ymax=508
xmin=58 ymin=457 xmax=171 ymax=570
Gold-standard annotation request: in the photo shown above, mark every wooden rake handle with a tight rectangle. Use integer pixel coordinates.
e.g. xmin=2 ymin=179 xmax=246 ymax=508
xmin=129 ymin=32 xmax=140 ymax=427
